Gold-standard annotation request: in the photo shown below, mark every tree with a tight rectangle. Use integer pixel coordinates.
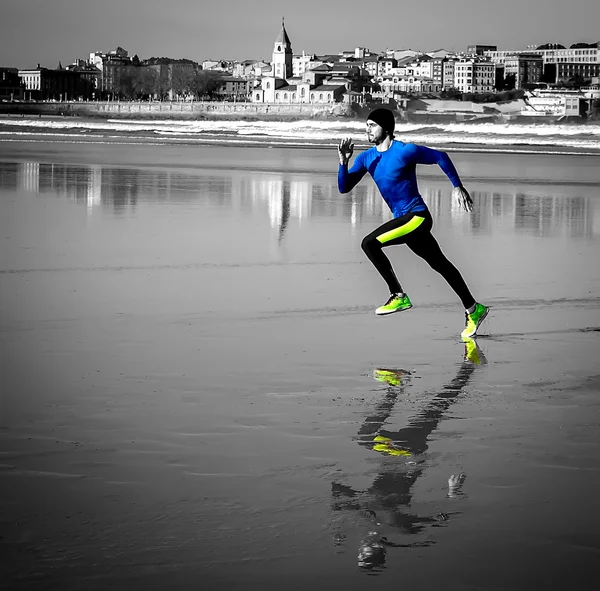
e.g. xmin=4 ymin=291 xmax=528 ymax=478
xmin=440 ymin=87 xmax=462 ymax=100
xmin=171 ymin=66 xmax=196 ymax=98
xmin=191 ymin=70 xmax=220 ymax=99
xmin=563 ymin=74 xmax=590 ymax=89
xmin=131 ymin=67 xmax=158 ymax=99
xmin=536 ymin=43 xmax=566 ymax=50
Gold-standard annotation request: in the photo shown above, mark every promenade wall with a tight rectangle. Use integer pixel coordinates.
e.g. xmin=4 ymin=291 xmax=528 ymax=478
xmin=0 ymin=100 xmax=356 ymax=120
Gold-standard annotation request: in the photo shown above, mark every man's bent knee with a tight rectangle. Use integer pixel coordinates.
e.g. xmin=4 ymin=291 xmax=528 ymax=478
xmin=361 ymin=235 xmax=379 ymax=255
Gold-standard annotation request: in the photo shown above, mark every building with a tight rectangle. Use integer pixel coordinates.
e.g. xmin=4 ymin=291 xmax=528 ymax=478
xmin=88 ymin=47 xmax=132 ymax=96
xmin=485 ymin=42 xmax=600 ymax=83
xmin=443 ymin=59 xmax=457 ymax=89
xmin=232 ymin=60 xmax=271 ymax=79
xmin=215 ymin=75 xmax=250 ymax=100
xmin=339 ymin=47 xmax=373 ymax=60
xmin=379 ymin=74 xmax=441 ymax=97
xmin=431 ymin=58 xmax=444 ymax=87
xmin=272 ymin=19 xmax=292 ymax=79
xmin=467 ymin=44 xmax=498 ymax=56
xmin=0 ymin=67 xmax=25 ymax=100
xmin=556 ymin=62 xmax=600 ymax=83
xmin=18 ymin=64 xmax=90 ymax=100
xmin=201 ymin=60 xmax=234 ymax=73
xmin=453 ymin=59 xmax=495 ymax=93
xmin=522 ymin=89 xmax=584 ymax=117
xmin=504 ymin=53 xmax=543 ymax=89
xmin=292 ymin=52 xmax=321 ymax=77
xmin=252 ymin=21 xmax=355 ymax=105
xmin=67 ymin=60 xmax=102 ymax=97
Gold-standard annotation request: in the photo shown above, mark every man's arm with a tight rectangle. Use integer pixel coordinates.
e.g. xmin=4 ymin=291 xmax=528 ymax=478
xmin=407 ymin=144 xmax=473 ymax=212
xmin=406 ymin=143 xmax=462 ymax=187
xmin=338 ymin=137 xmax=367 ymax=193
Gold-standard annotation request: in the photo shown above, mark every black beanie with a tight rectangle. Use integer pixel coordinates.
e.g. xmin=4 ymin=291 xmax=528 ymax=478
xmin=367 ymin=108 xmax=395 ymax=136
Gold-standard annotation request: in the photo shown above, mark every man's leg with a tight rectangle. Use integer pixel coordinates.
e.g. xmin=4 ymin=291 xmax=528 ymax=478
xmin=406 ymin=231 xmax=476 ymax=310
xmin=361 ymin=212 xmax=430 ymax=294
xmin=361 ymin=221 xmax=403 ymax=294
xmin=361 ymin=214 xmax=432 ymax=315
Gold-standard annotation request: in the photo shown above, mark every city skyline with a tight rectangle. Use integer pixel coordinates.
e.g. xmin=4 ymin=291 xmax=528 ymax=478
xmin=1 ymin=0 xmax=599 ymax=70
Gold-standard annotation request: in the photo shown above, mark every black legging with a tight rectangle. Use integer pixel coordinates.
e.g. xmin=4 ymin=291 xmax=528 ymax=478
xmin=361 ymin=209 xmax=475 ymax=310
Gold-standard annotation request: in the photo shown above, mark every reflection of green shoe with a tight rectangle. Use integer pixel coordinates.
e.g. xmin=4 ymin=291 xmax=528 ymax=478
xmin=376 ymin=293 xmax=412 ymax=316
xmin=461 ymin=303 xmax=489 ymax=338
xmin=372 ymin=368 xmax=408 ymax=387
xmin=372 ymin=436 xmax=411 ymax=457
xmin=462 ymin=337 xmax=486 ymax=365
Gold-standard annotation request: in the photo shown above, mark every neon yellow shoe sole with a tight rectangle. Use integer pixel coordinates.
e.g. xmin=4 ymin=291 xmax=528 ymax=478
xmin=375 ymin=293 xmax=413 ymax=316
xmin=461 ymin=303 xmax=489 ymax=338
xmin=372 ymin=436 xmax=411 ymax=457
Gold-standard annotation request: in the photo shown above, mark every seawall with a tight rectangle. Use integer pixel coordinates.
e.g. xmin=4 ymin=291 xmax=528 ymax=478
xmin=0 ymin=100 xmax=357 ymax=120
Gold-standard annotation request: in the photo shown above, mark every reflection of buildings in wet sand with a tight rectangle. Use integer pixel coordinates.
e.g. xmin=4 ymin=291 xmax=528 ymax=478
xmin=423 ymin=187 xmax=595 ymax=239
xmin=8 ymin=162 xmax=595 ymax=240
xmin=14 ymin=162 xmax=176 ymax=213
xmin=16 ymin=161 xmax=122 ymax=210
xmin=17 ymin=161 xmax=40 ymax=194
xmin=235 ymin=174 xmax=388 ymax=239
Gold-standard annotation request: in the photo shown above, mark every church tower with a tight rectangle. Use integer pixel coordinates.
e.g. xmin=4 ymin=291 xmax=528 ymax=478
xmin=272 ymin=18 xmax=292 ymax=80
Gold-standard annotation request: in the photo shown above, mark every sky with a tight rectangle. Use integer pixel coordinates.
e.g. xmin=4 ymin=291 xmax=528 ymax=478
xmin=1 ymin=0 xmax=599 ymax=69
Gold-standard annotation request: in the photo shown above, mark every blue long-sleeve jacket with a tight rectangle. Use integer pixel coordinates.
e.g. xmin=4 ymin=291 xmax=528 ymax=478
xmin=338 ymin=140 xmax=462 ymax=218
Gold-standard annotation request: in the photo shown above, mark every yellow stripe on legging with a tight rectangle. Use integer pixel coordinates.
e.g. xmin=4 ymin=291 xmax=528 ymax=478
xmin=376 ymin=216 xmax=425 ymax=244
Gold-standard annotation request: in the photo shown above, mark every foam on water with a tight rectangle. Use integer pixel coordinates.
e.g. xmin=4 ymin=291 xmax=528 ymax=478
xmin=1 ymin=116 xmax=600 ymax=154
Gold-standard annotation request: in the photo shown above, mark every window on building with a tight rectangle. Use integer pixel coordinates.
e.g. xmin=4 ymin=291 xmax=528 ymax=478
xmin=276 ymin=93 xmax=280 ymax=99
xmin=266 ymin=81 xmax=270 ymax=89
xmin=284 ymin=93 xmax=288 ymax=99
xmin=256 ymin=93 xmax=260 ymax=100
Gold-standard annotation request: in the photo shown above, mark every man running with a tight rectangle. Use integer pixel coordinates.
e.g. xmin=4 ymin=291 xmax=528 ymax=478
xmin=337 ymin=108 xmax=488 ymax=338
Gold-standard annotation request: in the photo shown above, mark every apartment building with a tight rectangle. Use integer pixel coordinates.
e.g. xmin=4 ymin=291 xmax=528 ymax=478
xmin=556 ymin=62 xmax=600 ymax=83
xmin=453 ymin=59 xmax=495 ymax=93
xmin=292 ymin=52 xmax=321 ymax=77
xmin=485 ymin=43 xmax=600 ymax=83
xmin=504 ymin=53 xmax=543 ymax=88
xmin=443 ymin=59 xmax=457 ymax=89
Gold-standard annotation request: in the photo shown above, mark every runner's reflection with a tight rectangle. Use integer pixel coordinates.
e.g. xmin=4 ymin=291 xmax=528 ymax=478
xmin=332 ymin=337 xmax=487 ymax=570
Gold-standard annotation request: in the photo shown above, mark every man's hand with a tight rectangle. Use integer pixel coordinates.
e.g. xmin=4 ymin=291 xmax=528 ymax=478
xmin=452 ymin=186 xmax=473 ymax=212
xmin=447 ymin=473 xmax=466 ymax=498
xmin=338 ymin=137 xmax=354 ymax=166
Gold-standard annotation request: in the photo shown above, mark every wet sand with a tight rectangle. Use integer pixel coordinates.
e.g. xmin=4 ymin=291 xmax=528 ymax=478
xmin=1 ymin=141 xmax=600 ymax=590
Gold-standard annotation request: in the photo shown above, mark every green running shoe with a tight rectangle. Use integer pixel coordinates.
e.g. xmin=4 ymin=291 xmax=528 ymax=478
xmin=461 ymin=303 xmax=489 ymax=338
xmin=375 ymin=293 xmax=412 ymax=316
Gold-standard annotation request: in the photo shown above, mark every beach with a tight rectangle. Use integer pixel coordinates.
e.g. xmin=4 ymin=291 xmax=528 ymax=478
xmin=1 ymin=122 xmax=600 ymax=590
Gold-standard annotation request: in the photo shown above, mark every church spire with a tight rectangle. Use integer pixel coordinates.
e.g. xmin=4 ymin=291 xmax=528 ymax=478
xmin=273 ymin=18 xmax=292 ymax=79
xmin=275 ymin=18 xmax=291 ymax=45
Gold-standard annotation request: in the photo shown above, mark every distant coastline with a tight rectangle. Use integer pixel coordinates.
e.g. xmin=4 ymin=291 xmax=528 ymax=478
xmin=1 ymin=100 xmax=598 ymax=126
